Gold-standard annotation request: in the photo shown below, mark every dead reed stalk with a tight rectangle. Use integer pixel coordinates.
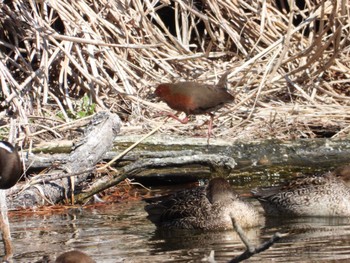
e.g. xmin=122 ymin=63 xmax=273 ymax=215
xmin=0 ymin=0 xmax=349 ymax=143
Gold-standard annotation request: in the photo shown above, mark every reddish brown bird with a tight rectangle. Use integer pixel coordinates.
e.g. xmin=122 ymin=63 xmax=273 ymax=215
xmin=155 ymin=71 xmax=234 ymax=143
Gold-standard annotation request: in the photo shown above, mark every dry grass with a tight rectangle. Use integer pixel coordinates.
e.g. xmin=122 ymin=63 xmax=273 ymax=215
xmin=0 ymin=0 xmax=349 ymax=145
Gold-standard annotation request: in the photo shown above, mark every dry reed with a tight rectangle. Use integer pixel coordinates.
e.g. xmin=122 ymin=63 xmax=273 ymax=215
xmin=0 ymin=0 xmax=349 ymax=144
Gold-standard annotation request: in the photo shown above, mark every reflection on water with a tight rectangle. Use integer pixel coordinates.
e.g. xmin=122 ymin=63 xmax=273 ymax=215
xmin=3 ymin=201 xmax=350 ymax=262
xmin=261 ymin=216 xmax=350 ymax=262
xmin=2 ymin=187 xmax=350 ymax=262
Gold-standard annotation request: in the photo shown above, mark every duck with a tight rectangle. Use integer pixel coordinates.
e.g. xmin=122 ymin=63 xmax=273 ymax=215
xmin=0 ymin=141 xmax=22 ymax=189
xmin=251 ymin=165 xmax=350 ymax=217
xmin=55 ymin=250 xmax=95 ymax=263
xmin=144 ymin=177 xmax=261 ymax=230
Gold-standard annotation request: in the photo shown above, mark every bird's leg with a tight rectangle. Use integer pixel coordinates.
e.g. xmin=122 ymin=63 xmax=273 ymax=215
xmin=207 ymin=113 xmax=214 ymax=145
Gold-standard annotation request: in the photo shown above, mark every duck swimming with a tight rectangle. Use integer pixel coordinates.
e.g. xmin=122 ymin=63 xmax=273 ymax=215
xmin=0 ymin=141 xmax=22 ymax=189
xmin=251 ymin=165 xmax=350 ymax=217
xmin=144 ymin=177 xmax=261 ymax=230
xmin=55 ymin=250 xmax=95 ymax=263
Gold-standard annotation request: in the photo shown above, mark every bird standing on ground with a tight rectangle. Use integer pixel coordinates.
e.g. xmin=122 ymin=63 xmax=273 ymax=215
xmin=144 ymin=177 xmax=261 ymax=230
xmin=154 ymin=71 xmax=234 ymax=143
xmin=0 ymin=141 xmax=22 ymax=189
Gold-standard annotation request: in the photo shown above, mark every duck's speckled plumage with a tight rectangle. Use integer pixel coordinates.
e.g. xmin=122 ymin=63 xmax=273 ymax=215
xmin=144 ymin=178 xmax=261 ymax=230
xmin=252 ymin=165 xmax=350 ymax=217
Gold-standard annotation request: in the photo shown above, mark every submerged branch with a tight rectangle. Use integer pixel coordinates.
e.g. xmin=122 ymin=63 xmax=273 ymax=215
xmin=229 ymin=217 xmax=282 ymax=263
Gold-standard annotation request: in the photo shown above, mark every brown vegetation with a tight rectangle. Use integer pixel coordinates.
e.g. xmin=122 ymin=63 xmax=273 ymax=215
xmin=1 ymin=0 xmax=349 ymax=145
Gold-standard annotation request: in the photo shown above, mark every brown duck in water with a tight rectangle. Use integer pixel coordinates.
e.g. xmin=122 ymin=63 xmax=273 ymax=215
xmin=251 ymin=165 xmax=350 ymax=217
xmin=144 ymin=177 xmax=261 ymax=230
xmin=155 ymin=72 xmax=234 ymax=143
xmin=0 ymin=141 xmax=22 ymax=189
xmin=55 ymin=250 xmax=95 ymax=263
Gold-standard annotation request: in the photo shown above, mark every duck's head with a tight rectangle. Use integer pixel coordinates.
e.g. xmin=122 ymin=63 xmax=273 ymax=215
xmin=207 ymin=177 xmax=238 ymax=204
xmin=55 ymin=250 xmax=95 ymax=263
xmin=0 ymin=141 xmax=22 ymax=189
xmin=333 ymin=165 xmax=350 ymax=186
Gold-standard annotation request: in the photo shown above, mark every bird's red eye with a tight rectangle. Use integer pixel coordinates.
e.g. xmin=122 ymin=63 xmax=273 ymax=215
xmin=155 ymin=84 xmax=167 ymax=96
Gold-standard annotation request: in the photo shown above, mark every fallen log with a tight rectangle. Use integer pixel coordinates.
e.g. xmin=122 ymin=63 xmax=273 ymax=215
xmin=7 ymin=111 xmax=121 ymax=210
xmin=25 ymin=136 xmax=350 ymax=171
xmin=8 ymin=132 xmax=350 ymax=209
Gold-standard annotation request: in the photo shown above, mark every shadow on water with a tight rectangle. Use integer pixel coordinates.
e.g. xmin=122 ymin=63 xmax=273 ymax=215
xmin=3 ymin=165 xmax=350 ymax=262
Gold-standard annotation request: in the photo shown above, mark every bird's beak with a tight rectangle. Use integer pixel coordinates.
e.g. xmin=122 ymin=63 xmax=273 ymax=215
xmin=147 ymin=92 xmax=159 ymax=101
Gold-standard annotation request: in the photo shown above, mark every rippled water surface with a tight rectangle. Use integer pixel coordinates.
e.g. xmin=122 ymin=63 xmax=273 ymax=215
xmin=3 ymin=174 xmax=350 ymax=262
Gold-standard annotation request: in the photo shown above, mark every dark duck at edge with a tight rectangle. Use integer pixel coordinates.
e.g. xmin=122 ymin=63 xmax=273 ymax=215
xmin=0 ymin=141 xmax=22 ymax=189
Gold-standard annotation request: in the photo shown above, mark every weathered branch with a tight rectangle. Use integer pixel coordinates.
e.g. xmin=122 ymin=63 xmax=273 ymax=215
xmin=7 ymin=112 xmax=121 ymax=209
xmin=75 ymin=153 xmax=236 ymax=203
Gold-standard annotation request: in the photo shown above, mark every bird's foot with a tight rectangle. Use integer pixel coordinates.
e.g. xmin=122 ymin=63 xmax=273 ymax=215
xmin=174 ymin=115 xmax=189 ymax=124
xmin=156 ymin=112 xmax=189 ymax=124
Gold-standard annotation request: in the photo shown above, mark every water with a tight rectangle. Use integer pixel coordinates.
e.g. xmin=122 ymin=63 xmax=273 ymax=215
xmin=3 ymin=173 xmax=350 ymax=262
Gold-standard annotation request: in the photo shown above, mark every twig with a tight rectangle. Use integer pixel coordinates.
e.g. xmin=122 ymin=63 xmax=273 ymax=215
xmin=228 ymin=217 xmax=282 ymax=263
xmin=97 ymin=118 xmax=169 ymax=171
